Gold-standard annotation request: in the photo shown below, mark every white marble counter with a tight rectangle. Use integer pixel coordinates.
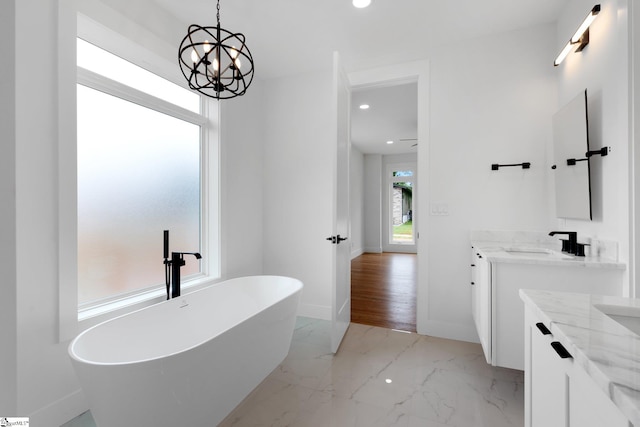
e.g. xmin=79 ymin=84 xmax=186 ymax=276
xmin=470 ymin=229 xmax=623 ymax=267
xmin=520 ymin=290 xmax=640 ymax=426
xmin=472 ymin=243 xmax=625 ymax=269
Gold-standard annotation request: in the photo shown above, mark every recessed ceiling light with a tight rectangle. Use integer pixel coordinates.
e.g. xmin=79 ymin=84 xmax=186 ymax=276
xmin=359 ymin=104 xmax=370 ymax=110
xmin=386 ymin=140 xmax=394 ymax=145
xmin=353 ymin=0 xmax=371 ymax=8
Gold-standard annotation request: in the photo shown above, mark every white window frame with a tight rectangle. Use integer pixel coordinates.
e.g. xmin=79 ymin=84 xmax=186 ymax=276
xmin=58 ymin=11 xmax=220 ymax=340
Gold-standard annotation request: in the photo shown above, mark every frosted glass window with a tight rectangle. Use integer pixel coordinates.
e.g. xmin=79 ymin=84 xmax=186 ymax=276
xmin=77 ymin=85 xmax=201 ymax=305
xmin=77 ymin=38 xmax=200 ymax=113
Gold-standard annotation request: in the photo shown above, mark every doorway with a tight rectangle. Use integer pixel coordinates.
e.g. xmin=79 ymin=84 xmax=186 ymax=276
xmin=351 ymin=252 xmax=417 ymax=331
xmin=384 ymin=162 xmax=417 ymax=253
xmin=349 ymin=81 xmax=418 ymax=332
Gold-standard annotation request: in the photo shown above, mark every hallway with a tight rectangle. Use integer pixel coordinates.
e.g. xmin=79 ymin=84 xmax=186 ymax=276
xmin=351 ymin=252 xmax=417 ymax=332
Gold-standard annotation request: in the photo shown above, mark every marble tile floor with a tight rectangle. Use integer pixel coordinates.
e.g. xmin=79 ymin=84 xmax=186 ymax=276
xmin=63 ymin=318 xmax=524 ymax=427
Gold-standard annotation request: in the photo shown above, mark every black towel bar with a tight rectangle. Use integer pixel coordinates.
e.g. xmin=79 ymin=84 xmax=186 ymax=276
xmin=491 ymin=162 xmax=531 ymax=171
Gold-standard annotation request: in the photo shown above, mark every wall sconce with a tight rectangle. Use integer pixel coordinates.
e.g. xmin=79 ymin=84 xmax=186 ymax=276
xmin=554 ymin=5 xmax=601 ymax=66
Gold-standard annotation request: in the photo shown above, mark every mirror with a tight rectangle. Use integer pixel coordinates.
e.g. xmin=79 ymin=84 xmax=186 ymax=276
xmin=552 ymin=90 xmax=592 ymax=220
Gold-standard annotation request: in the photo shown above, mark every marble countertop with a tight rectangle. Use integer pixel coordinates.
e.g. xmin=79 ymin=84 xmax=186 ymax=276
xmin=472 ymin=242 xmax=625 ymax=269
xmin=520 ymin=289 xmax=640 ymax=425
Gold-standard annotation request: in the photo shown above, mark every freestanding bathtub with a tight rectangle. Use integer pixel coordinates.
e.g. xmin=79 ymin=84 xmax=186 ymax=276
xmin=69 ymin=275 xmax=303 ymax=427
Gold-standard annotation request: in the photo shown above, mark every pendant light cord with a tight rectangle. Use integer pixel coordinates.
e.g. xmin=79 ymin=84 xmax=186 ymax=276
xmin=217 ymin=0 xmax=221 ymax=26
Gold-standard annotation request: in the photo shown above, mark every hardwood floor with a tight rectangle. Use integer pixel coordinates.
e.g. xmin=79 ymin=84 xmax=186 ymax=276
xmin=351 ymin=252 xmax=417 ymax=332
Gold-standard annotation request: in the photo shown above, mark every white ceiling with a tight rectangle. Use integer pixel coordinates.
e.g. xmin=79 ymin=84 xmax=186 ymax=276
xmin=152 ymin=0 xmax=566 ymax=80
xmin=351 ymin=83 xmax=418 ymax=155
xmin=142 ymin=0 xmax=567 ymax=155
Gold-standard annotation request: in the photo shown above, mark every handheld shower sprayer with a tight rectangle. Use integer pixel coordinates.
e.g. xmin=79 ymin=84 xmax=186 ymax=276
xmin=164 ymin=230 xmax=171 ymax=299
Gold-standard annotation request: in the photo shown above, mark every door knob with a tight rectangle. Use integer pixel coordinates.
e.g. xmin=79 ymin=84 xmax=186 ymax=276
xmin=336 ymin=235 xmax=348 ymax=244
xmin=326 ymin=236 xmax=337 ymax=244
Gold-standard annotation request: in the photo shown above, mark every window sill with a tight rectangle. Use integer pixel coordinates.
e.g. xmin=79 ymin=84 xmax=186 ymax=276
xmin=77 ymin=275 xmax=219 ymax=328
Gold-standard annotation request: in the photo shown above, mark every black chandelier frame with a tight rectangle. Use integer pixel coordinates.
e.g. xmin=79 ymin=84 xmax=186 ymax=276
xmin=178 ymin=2 xmax=254 ymax=100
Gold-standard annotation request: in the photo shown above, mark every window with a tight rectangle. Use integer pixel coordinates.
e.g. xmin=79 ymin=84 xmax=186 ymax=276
xmin=76 ymin=37 xmax=218 ymax=309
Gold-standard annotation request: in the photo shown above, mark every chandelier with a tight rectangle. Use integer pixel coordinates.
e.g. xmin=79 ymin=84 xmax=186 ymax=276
xmin=178 ymin=0 xmax=255 ymax=100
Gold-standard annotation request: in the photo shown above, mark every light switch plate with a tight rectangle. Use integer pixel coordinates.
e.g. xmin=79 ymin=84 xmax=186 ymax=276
xmin=430 ymin=202 xmax=449 ymax=216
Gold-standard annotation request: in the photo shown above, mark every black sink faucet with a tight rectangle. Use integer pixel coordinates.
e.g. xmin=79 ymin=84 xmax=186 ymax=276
xmin=163 ymin=230 xmax=202 ymax=299
xmin=549 ymin=231 xmax=578 ymax=255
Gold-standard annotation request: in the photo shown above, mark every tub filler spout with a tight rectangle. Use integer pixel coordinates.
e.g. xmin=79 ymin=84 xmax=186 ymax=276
xmin=170 ymin=251 xmax=201 ymax=298
xmin=163 ymin=230 xmax=201 ymax=299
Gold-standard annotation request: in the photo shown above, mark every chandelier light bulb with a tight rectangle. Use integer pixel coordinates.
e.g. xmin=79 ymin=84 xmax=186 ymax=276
xmin=230 ymin=46 xmax=239 ymax=59
xmin=213 ymin=57 xmax=220 ymax=71
xmin=190 ymin=49 xmax=199 ymax=64
xmin=234 ymin=57 xmax=242 ymax=69
xmin=203 ymin=40 xmax=212 ymax=53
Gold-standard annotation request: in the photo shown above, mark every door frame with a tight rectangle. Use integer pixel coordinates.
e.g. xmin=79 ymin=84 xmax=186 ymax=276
xmin=348 ymin=60 xmax=430 ymax=335
xmin=383 ymin=160 xmax=418 ymax=253
xmin=631 ymin=0 xmax=639 ymax=298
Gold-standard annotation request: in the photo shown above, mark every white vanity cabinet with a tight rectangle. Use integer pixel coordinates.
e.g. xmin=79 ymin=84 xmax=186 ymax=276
xmin=524 ymin=307 xmax=632 ymax=427
xmin=525 ymin=307 xmax=571 ymax=427
xmin=567 ymin=361 xmax=631 ymax=427
xmin=471 ymin=246 xmax=623 ymax=371
xmin=470 ymin=248 xmax=491 ymax=364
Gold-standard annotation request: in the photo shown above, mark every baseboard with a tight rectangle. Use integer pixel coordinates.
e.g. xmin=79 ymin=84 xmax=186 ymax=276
xmin=297 ymin=303 xmax=331 ymax=320
xmin=350 ymin=248 xmax=363 ymax=259
xmin=364 ymin=247 xmax=382 ymax=253
xmin=382 ymin=246 xmax=417 ymax=254
xmin=417 ymin=319 xmax=480 ymax=344
xmin=29 ymin=388 xmax=87 ymax=427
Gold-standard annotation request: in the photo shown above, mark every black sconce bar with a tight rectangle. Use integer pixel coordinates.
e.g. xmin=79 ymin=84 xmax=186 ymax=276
xmin=554 ymin=5 xmax=601 ymax=66
xmin=491 ymin=162 xmax=531 ymax=171
xmin=566 ymin=147 xmax=608 ymax=166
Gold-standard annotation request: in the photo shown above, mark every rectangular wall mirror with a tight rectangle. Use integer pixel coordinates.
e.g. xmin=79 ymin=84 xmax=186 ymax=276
xmin=552 ymin=89 xmax=592 ymax=220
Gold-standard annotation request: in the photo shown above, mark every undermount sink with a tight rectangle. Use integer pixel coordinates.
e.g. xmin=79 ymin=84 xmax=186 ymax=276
xmin=595 ymin=304 xmax=640 ymax=336
xmin=503 ymin=247 xmax=572 ymax=260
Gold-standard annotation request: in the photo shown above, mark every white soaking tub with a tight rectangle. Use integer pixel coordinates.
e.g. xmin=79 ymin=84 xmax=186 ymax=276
xmin=69 ymin=275 xmax=303 ymax=427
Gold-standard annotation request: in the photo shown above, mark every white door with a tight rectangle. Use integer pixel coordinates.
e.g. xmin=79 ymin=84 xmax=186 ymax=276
xmin=330 ymin=52 xmax=351 ymax=353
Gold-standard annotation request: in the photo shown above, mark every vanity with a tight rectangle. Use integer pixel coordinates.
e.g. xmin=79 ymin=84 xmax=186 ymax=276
xmin=470 ymin=232 xmax=624 ymax=371
xmin=521 ymin=290 xmax=638 ymax=427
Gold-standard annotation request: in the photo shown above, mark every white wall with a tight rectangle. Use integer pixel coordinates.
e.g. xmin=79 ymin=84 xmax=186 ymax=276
xmin=220 ymin=82 xmax=265 ymax=279
xmin=425 ymin=24 xmax=557 ymax=341
xmin=555 ymin=0 xmax=632 ymax=295
xmin=12 ymin=1 xmax=84 ymax=422
xmin=262 ymin=69 xmax=334 ymax=319
xmin=363 ymin=154 xmax=383 ymax=252
xmin=349 ymin=147 xmax=365 ymax=258
xmin=0 ymin=0 xmax=18 ymax=415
